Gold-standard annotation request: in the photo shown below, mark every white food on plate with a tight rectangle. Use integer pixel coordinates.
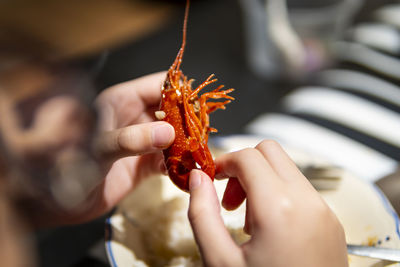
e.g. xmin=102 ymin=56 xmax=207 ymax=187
xmin=116 ymin=175 xmax=249 ymax=267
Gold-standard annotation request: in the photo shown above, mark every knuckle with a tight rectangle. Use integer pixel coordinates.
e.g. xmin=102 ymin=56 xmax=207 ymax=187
xmin=275 ymin=196 xmax=296 ymax=218
xmin=187 ymin=202 xmax=206 ymax=224
xmin=317 ymin=202 xmax=345 ymax=234
xmin=118 ymin=126 xmax=150 ymax=152
xmin=257 ymin=139 xmax=280 ymax=151
xmin=256 ymin=194 xmax=295 ymax=226
xmin=187 ymin=205 xmax=197 ymax=222
xmin=308 ymin=197 xmax=339 ymax=225
xmin=217 ymin=148 xmax=258 ymax=166
xmin=231 ymin=148 xmax=262 ymax=168
xmin=233 ymin=148 xmax=262 ymax=162
xmin=118 ymin=128 xmax=132 ymax=149
xmin=116 ymin=129 xmax=126 ymax=152
xmin=313 ymin=198 xmax=331 ymax=216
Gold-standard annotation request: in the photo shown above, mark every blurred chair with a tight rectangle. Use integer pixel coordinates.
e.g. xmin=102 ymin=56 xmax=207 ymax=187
xmin=245 ymin=1 xmax=400 ymax=191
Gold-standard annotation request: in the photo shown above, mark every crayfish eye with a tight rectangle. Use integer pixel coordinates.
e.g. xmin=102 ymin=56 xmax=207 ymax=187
xmin=163 ymin=80 xmax=171 ymax=90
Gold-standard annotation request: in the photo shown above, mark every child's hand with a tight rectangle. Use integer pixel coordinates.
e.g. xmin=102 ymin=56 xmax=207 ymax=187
xmin=188 ymin=140 xmax=348 ymax=267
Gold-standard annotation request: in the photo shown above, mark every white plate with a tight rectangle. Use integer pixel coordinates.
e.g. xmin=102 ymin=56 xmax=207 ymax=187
xmin=106 ymin=135 xmax=400 ymax=267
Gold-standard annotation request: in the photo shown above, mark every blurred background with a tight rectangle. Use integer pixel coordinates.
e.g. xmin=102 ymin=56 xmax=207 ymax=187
xmin=1 ymin=0 xmax=399 ymax=266
xmin=0 ymin=0 xmax=299 ymax=136
xmin=0 ymin=0 xmax=390 ymax=134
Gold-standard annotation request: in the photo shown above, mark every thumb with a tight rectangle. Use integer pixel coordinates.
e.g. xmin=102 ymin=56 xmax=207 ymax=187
xmin=188 ymin=170 xmax=243 ymax=266
xmin=93 ymin=121 xmax=174 ymax=160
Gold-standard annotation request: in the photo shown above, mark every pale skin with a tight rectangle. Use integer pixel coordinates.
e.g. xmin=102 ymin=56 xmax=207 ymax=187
xmin=0 ymin=71 xmax=176 ymax=267
xmin=188 ymin=140 xmax=348 ymax=267
xmin=1 ymin=71 xmax=348 ymax=266
xmin=97 ymin=74 xmax=347 ymax=267
xmin=59 ymin=71 xmax=176 ymax=224
xmin=0 ymin=71 xmax=175 ymax=226
xmin=87 ymin=71 xmax=176 ymax=223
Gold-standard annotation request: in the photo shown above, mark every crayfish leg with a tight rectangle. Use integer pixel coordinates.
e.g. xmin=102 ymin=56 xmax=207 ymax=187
xmin=183 ymin=84 xmax=204 ymax=143
xmin=206 ymin=100 xmax=232 ymax=114
xmin=189 ymin=74 xmax=217 ymax=100
xmin=198 ymin=96 xmax=210 ymax=138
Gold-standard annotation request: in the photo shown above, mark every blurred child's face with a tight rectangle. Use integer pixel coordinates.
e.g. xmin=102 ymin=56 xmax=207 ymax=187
xmin=0 ymin=61 xmax=100 ymax=222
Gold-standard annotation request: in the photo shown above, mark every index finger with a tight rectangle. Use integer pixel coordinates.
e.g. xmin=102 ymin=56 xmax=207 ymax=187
xmin=104 ymin=71 xmax=166 ymax=106
xmin=215 ymin=148 xmax=285 ymax=220
xmin=125 ymin=71 xmax=167 ymax=106
xmin=95 ymin=72 xmax=167 ymax=130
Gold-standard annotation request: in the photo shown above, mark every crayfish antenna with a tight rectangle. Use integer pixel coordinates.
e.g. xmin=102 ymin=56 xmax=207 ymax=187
xmin=170 ymin=0 xmax=190 ymax=72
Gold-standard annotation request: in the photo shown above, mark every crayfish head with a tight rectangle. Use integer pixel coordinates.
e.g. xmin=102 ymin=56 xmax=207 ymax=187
xmin=162 ymin=78 xmax=172 ymax=92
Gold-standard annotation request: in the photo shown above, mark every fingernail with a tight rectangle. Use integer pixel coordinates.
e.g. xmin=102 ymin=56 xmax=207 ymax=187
xmin=189 ymin=170 xmax=202 ymax=191
xmin=152 ymin=123 xmax=174 ymax=148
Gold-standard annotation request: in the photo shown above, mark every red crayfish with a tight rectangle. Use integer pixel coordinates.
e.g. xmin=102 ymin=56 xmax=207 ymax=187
xmin=156 ymin=0 xmax=234 ymax=192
